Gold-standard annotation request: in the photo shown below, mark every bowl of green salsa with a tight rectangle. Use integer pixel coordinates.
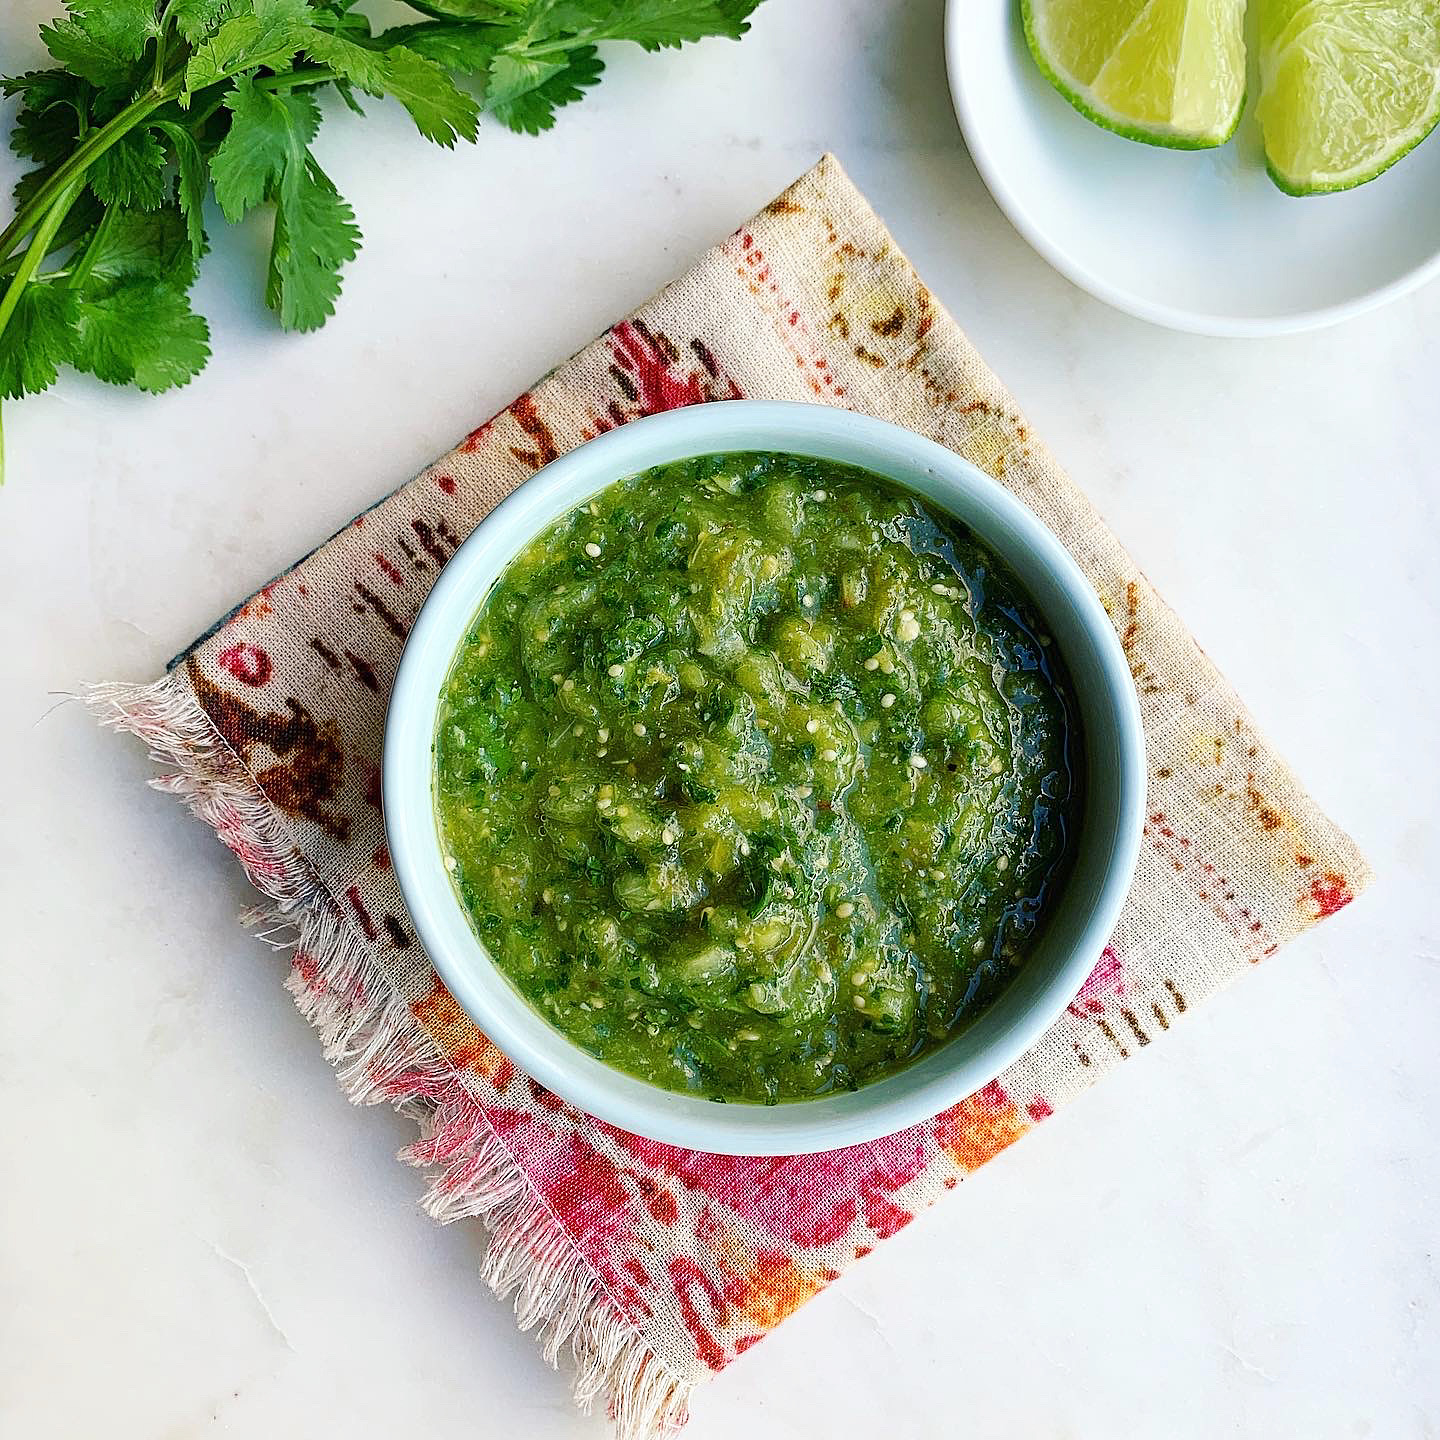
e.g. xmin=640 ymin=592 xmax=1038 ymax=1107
xmin=385 ymin=401 xmax=1143 ymax=1154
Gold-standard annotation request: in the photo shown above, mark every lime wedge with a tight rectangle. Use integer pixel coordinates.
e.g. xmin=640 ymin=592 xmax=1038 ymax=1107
xmin=1258 ymin=0 xmax=1440 ymax=195
xmin=1023 ymin=0 xmax=1247 ymax=149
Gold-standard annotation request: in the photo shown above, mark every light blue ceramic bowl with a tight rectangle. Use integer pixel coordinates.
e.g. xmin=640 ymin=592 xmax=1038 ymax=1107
xmin=385 ymin=401 xmax=1143 ymax=1155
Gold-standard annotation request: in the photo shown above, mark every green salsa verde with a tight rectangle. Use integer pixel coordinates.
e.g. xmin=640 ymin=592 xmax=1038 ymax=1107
xmin=434 ymin=451 xmax=1077 ymax=1103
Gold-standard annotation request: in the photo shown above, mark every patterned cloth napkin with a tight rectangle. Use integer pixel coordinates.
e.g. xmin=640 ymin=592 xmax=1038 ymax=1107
xmin=96 ymin=155 xmax=1370 ymax=1437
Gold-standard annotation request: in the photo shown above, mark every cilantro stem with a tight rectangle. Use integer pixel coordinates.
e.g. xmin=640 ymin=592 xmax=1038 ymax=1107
xmin=0 ymin=79 xmax=183 ymax=264
xmin=256 ymin=67 xmax=340 ymax=93
xmin=0 ymin=178 xmax=85 ymax=487
xmin=65 ymin=204 xmax=117 ymax=293
xmin=0 ymin=184 xmax=82 ymax=353
xmin=153 ymin=20 xmax=171 ymax=93
xmin=518 ymin=36 xmax=596 ymax=59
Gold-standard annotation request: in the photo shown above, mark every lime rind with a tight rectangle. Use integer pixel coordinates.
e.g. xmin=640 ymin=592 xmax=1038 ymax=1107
xmin=1262 ymin=77 xmax=1440 ymax=195
xmin=1021 ymin=0 xmax=1246 ymax=150
xmin=1263 ymin=110 xmax=1438 ymax=194
xmin=1257 ymin=0 xmax=1440 ymax=195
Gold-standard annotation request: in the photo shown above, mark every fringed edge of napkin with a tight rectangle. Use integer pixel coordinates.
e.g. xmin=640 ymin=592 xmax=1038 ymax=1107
xmin=87 ymin=672 xmax=691 ymax=1440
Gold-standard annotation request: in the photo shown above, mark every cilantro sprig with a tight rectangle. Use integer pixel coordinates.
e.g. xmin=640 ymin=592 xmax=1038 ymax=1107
xmin=0 ymin=0 xmax=762 ymax=483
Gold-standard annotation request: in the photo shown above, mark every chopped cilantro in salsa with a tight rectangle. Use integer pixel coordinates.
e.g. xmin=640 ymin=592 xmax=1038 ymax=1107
xmin=434 ymin=451 xmax=1077 ymax=1102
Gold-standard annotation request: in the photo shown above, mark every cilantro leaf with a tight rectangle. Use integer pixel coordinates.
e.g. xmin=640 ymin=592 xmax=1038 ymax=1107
xmin=300 ymin=30 xmax=481 ymax=145
xmin=170 ymin=0 xmax=239 ymax=44
xmin=203 ymin=74 xmax=360 ymax=328
xmin=531 ymin=0 xmax=760 ymax=48
xmin=74 ymin=280 xmax=211 ymax=392
xmin=295 ymin=27 xmax=391 ymax=93
xmin=209 ymin=78 xmax=320 ymax=222
xmin=306 ymin=0 xmax=374 ymax=27
xmin=185 ymin=0 xmax=313 ymax=93
xmin=391 ymin=0 xmax=520 ymax=18
xmin=83 ymin=205 xmax=198 ymax=289
xmin=377 ymin=22 xmax=504 ymax=73
xmin=265 ymin=155 xmax=361 ymax=330
xmin=1 ymin=67 xmax=82 ymax=104
xmin=6 ymin=69 xmax=89 ymax=163
xmin=38 ymin=24 xmax=124 ymax=87
xmin=332 ymin=79 xmax=368 ymax=115
xmin=487 ymin=46 xmax=603 ymax=134
xmin=12 ymin=95 xmax=83 ymax=166
xmin=40 ymin=0 xmax=158 ymax=87
xmin=88 ymin=127 xmax=169 ymax=210
xmin=372 ymin=46 xmax=481 ymax=145
xmin=484 ymin=51 xmax=563 ymax=119
xmin=154 ymin=121 xmax=209 ymax=262
xmin=610 ymin=0 xmax=761 ymax=49
xmin=0 ymin=286 xmax=81 ymax=399
xmin=12 ymin=164 xmax=55 ymax=209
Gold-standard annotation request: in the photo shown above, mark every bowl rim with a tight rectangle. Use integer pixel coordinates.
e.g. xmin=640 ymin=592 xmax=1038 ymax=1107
xmin=943 ymin=0 xmax=1440 ymax=338
xmin=384 ymin=400 xmax=1144 ymax=1154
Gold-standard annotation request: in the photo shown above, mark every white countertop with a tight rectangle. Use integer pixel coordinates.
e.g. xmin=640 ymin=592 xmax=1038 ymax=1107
xmin=3 ymin=2 xmax=1437 ymax=1436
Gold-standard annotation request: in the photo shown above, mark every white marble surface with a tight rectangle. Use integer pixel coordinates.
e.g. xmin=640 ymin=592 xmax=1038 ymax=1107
xmin=2 ymin=2 xmax=1438 ymax=1436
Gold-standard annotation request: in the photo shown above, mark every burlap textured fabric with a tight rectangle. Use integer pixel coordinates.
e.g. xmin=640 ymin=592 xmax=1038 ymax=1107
xmin=96 ymin=155 xmax=1370 ymax=1436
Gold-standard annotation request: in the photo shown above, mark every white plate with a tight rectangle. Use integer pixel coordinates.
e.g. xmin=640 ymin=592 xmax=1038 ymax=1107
xmin=945 ymin=0 xmax=1440 ymax=335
